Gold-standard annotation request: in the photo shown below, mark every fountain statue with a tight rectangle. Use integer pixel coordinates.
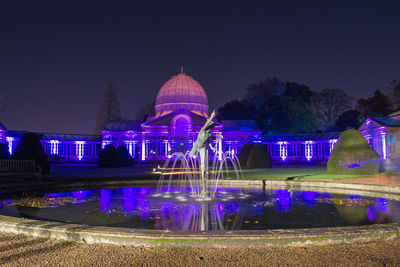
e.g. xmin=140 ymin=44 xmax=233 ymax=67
xmin=189 ymin=110 xmax=217 ymax=197
xmin=155 ymin=110 xmax=245 ymax=201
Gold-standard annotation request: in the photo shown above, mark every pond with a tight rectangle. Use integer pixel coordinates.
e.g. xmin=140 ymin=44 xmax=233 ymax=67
xmin=1 ymin=186 xmax=399 ymax=231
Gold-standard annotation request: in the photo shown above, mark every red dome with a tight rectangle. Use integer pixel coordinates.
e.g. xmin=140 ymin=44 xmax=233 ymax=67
xmin=155 ymin=73 xmax=209 ymax=117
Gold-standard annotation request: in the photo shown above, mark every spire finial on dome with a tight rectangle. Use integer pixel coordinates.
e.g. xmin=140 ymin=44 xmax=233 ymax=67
xmin=180 ymin=66 xmax=184 ymax=73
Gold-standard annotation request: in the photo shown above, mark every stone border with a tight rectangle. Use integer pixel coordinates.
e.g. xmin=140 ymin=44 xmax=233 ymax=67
xmin=0 ymin=180 xmax=399 ymax=247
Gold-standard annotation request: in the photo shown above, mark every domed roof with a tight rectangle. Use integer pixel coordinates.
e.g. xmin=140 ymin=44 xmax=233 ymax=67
xmin=155 ymin=72 xmax=209 ymax=118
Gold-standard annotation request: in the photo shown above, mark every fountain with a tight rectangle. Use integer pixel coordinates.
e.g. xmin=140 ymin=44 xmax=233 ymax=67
xmin=155 ymin=110 xmax=247 ymax=201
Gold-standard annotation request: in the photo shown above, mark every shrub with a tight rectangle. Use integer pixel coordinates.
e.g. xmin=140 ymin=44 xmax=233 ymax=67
xmin=247 ymin=144 xmax=272 ymax=168
xmin=0 ymin=143 xmax=10 ymax=159
xmin=98 ymin=145 xmax=121 ymax=167
xmin=238 ymin=143 xmax=253 ymax=167
xmin=12 ymin=132 xmax=50 ymax=174
xmin=327 ymin=129 xmax=382 ymax=175
xmin=47 ymin=154 xmax=62 ymax=164
xmin=117 ymin=145 xmax=134 ymax=167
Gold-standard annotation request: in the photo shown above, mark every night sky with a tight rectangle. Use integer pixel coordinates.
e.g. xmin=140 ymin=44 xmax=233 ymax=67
xmin=1 ymin=1 xmax=399 ymax=134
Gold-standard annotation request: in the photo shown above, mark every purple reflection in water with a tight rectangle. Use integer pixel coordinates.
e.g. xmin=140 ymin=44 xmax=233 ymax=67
xmin=138 ymin=198 xmax=150 ymax=220
xmin=348 ymin=195 xmax=362 ymax=201
xmin=71 ymin=190 xmax=90 ymax=205
xmin=46 ymin=192 xmax=67 ymax=198
xmin=100 ymin=189 xmax=111 ymax=213
xmin=275 ymin=190 xmax=291 ymax=212
xmin=217 ymin=202 xmax=225 ymax=213
xmin=139 ymin=187 xmax=150 ymax=195
xmin=367 ymin=198 xmax=388 ymax=222
xmin=322 ymin=192 xmax=331 ymax=199
xmin=122 ymin=188 xmax=138 ymax=213
xmin=253 ymin=203 xmax=263 ymax=215
xmin=227 ymin=202 xmax=239 ymax=213
xmin=302 ymin=191 xmax=318 ymax=206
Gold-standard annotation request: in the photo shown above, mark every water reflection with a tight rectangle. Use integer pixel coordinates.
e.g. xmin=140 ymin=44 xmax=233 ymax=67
xmin=275 ymin=189 xmax=291 ymax=212
xmin=1 ymin=186 xmax=400 ymax=231
xmin=100 ymin=189 xmax=111 ymax=213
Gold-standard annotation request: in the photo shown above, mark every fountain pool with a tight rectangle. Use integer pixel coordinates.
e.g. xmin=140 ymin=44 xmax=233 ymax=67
xmin=1 ymin=185 xmax=400 ymax=231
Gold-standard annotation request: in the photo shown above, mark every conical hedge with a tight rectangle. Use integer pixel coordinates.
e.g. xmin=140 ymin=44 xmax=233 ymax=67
xmin=117 ymin=145 xmax=134 ymax=166
xmin=327 ymin=129 xmax=382 ymax=175
xmin=238 ymin=143 xmax=253 ymax=167
xmin=98 ymin=145 xmax=121 ymax=167
xmin=247 ymin=144 xmax=272 ymax=168
xmin=12 ymin=132 xmax=50 ymax=174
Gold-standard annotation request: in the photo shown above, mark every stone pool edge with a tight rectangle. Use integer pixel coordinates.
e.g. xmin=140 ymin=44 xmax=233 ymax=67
xmin=0 ymin=180 xmax=400 ymax=247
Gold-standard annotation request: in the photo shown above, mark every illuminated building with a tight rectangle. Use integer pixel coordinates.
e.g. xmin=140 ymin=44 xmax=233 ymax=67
xmin=0 ymin=71 xmax=394 ymax=163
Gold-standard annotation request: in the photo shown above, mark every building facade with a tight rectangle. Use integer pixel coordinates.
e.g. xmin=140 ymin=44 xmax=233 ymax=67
xmin=0 ymin=71 xmax=395 ymax=163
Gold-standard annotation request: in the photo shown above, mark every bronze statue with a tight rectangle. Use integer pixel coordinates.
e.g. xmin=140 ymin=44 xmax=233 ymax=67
xmin=189 ymin=110 xmax=217 ymax=196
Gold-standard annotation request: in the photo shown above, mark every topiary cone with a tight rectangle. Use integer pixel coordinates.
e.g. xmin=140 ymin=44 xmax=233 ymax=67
xmin=238 ymin=143 xmax=253 ymax=168
xmin=327 ymin=129 xmax=382 ymax=175
xmin=247 ymin=144 xmax=272 ymax=168
xmin=12 ymin=132 xmax=50 ymax=174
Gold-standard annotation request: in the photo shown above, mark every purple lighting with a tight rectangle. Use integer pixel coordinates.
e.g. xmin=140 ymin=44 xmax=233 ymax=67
xmin=278 ymin=141 xmax=287 ymax=161
xmin=100 ymin=189 xmax=111 ymax=213
xmin=275 ymin=189 xmax=291 ymax=212
xmin=6 ymin=137 xmax=13 ymax=155
xmin=75 ymin=141 xmax=85 ymax=160
xmin=50 ymin=140 xmax=59 ymax=155
xmin=305 ymin=141 xmax=313 ymax=161
xmin=329 ymin=139 xmax=337 ymax=153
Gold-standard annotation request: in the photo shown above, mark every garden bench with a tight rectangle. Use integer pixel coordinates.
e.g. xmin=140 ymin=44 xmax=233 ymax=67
xmin=0 ymin=160 xmax=41 ymax=181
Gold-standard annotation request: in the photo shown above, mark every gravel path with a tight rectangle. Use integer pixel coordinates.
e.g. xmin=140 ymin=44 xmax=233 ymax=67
xmin=0 ymin=233 xmax=400 ymax=266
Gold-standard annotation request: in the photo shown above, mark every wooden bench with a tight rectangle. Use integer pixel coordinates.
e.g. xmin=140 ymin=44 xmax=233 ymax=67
xmin=0 ymin=160 xmax=42 ymax=181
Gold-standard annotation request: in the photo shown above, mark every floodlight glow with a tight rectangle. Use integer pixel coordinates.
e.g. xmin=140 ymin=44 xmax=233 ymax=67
xmin=141 ymin=139 xmax=145 ymax=161
xmin=278 ymin=141 xmax=287 ymax=161
xmin=329 ymin=139 xmax=337 ymax=154
xmin=75 ymin=141 xmax=85 ymax=160
xmin=6 ymin=137 xmax=13 ymax=155
xmin=218 ymin=134 xmax=223 ymax=161
xmin=50 ymin=140 xmax=59 ymax=155
xmin=102 ymin=141 xmax=111 ymax=148
xmin=125 ymin=141 xmax=134 ymax=156
xmin=305 ymin=141 xmax=313 ymax=161
xmin=382 ymin=134 xmax=387 ymax=159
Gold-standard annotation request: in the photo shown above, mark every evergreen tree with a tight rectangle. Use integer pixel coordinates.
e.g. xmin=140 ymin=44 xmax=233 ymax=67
xmin=94 ymin=83 xmax=122 ymax=133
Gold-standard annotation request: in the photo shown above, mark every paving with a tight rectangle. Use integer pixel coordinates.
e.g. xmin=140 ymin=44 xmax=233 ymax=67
xmin=0 ymin=233 xmax=400 ymax=266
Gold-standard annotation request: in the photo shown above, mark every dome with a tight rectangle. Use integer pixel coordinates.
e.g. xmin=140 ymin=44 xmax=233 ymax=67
xmin=155 ymin=72 xmax=209 ymax=118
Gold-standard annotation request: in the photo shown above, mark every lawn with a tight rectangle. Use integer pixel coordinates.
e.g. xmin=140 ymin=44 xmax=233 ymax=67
xmin=228 ymin=166 xmax=375 ymax=180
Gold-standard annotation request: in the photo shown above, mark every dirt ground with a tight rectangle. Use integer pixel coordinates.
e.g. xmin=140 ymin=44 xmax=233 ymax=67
xmin=0 ymin=233 xmax=399 ymax=267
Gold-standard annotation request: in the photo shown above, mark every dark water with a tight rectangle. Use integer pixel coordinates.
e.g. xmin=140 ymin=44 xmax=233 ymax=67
xmin=0 ymin=186 xmax=399 ymax=231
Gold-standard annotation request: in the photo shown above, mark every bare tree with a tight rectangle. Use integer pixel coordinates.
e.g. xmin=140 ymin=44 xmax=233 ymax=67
xmin=93 ymin=82 xmax=122 ymax=133
xmin=311 ymin=88 xmax=353 ymax=132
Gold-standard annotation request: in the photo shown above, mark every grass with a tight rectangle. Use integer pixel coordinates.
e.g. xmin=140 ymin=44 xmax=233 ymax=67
xmin=224 ymin=166 xmax=376 ymax=180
